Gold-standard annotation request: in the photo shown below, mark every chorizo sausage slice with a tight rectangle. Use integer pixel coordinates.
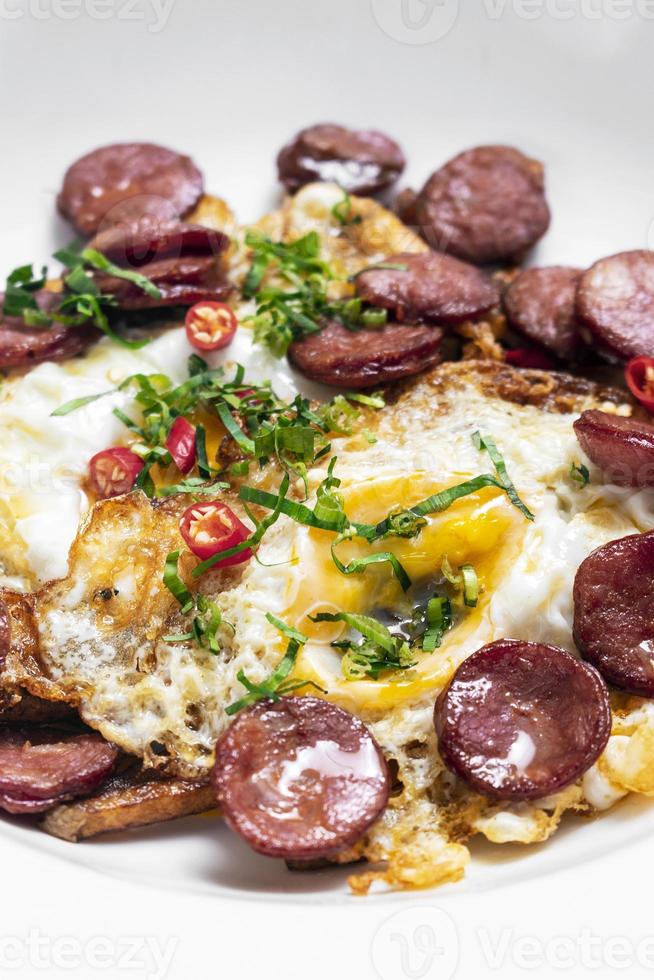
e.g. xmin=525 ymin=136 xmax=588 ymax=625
xmin=94 ymin=255 xmax=231 ymax=310
xmin=574 ymin=530 xmax=654 ymax=696
xmin=576 ymin=250 xmax=654 ymax=359
xmin=0 ymin=728 xmax=118 ymax=814
xmin=88 ymin=218 xmax=229 ymax=268
xmin=212 ymin=696 xmax=390 ymax=860
xmin=434 ymin=640 xmax=611 ymax=801
xmin=414 ymin=145 xmax=551 ymax=265
xmin=57 ymin=143 xmax=204 ymax=237
xmin=116 ymin=282 xmax=231 ymax=310
xmin=0 ymin=290 xmax=96 ymax=370
xmin=355 ymin=251 xmax=500 ymax=324
xmin=503 ymin=266 xmax=583 ymax=360
xmin=573 ymin=410 xmax=654 ymax=488
xmin=288 ymin=319 xmax=443 ymax=388
xmin=277 ymin=123 xmax=405 ymax=196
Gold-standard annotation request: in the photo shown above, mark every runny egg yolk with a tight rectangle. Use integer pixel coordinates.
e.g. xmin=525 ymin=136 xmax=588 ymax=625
xmin=284 ymin=472 xmax=525 ymax=710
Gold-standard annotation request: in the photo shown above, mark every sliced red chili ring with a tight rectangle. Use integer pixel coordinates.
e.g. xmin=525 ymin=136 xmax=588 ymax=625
xmin=166 ymin=416 xmax=197 ymax=474
xmin=185 ymin=301 xmax=238 ymax=351
xmin=88 ymin=447 xmax=143 ymax=499
xmin=180 ymin=500 xmax=253 ymax=565
xmin=625 ymin=356 xmax=654 ymax=414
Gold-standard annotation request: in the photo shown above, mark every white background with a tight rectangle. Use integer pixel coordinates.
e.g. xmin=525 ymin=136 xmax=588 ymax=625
xmin=1 ymin=2 xmax=654 ymax=978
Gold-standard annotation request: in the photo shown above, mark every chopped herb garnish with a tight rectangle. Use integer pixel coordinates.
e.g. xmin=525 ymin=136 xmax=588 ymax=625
xmin=52 ymin=358 xmax=382 ymax=497
xmin=440 ymin=557 xmax=480 ymax=608
xmin=162 ymin=550 xmax=227 ymax=653
xmin=349 ymin=262 xmax=408 ymax=280
xmin=570 ymin=461 xmax=590 ymax=488
xmin=331 ymin=191 xmax=363 ymax=227
xmin=3 ymin=264 xmax=48 ymax=318
xmin=345 ymin=392 xmax=385 ymax=409
xmin=65 ymin=248 xmax=162 ymax=300
xmin=379 ymin=509 xmax=428 ymax=540
xmin=163 ymin=550 xmax=194 ymax=613
xmin=422 ymin=597 xmax=452 ymax=652
xmin=3 ymin=248 xmax=162 ymax=350
xmin=460 ymin=564 xmax=479 ymax=607
xmin=264 ymin=612 xmax=309 ymax=645
xmin=311 ymin=610 xmax=415 ymax=681
xmin=195 ymin=423 xmax=216 ymax=479
xmin=330 ymin=531 xmax=412 ymax=592
xmin=359 ymin=308 xmax=387 ymax=328
xmin=242 ymin=230 xmax=391 ymax=356
xmin=225 ymin=613 xmax=322 ymax=715
xmin=50 ymin=390 xmax=115 ymax=417
xmin=472 ymin=431 xmax=534 ymax=521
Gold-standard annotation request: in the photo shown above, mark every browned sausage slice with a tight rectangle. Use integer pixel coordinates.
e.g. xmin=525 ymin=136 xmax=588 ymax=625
xmin=503 ymin=266 xmax=583 ymax=359
xmin=0 ymin=729 xmax=118 ymax=813
xmin=57 ymin=143 xmax=204 ymax=237
xmin=94 ymin=255 xmax=231 ymax=310
xmin=576 ymin=250 xmax=654 ymax=359
xmin=573 ymin=410 xmax=654 ymax=488
xmin=574 ymin=530 xmax=654 ymax=696
xmin=288 ymin=320 xmax=442 ymax=388
xmin=114 ymin=282 xmax=231 ymax=310
xmin=0 ymin=290 xmax=96 ymax=369
xmin=212 ymin=696 xmax=389 ymax=859
xmin=434 ymin=640 xmax=611 ymax=800
xmin=89 ymin=218 xmax=229 ymax=268
xmin=355 ymin=251 xmax=500 ymax=324
xmin=277 ymin=123 xmax=405 ymax=196
xmin=415 ymin=145 xmax=551 ymax=265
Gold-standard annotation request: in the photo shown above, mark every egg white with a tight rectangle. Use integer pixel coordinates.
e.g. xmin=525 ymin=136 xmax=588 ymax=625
xmin=0 ymin=322 xmax=309 ymax=589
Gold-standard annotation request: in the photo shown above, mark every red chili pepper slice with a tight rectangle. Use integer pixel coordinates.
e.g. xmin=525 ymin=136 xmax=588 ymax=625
xmin=180 ymin=501 xmax=253 ymax=565
xmin=185 ymin=302 xmax=238 ymax=351
xmin=626 ymin=356 xmax=654 ymax=414
xmin=89 ymin=448 xmax=143 ymax=499
xmin=166 ymin=417 xmax=197 ymax=474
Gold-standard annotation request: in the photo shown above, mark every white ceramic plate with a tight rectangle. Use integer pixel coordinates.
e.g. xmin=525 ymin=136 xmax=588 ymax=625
xmin=1 ymin=3 xmax=654 ymax=978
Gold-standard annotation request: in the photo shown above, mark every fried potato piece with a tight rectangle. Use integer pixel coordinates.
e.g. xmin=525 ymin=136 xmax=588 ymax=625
xmin=41 ymin=764 xmax=215 ymax=842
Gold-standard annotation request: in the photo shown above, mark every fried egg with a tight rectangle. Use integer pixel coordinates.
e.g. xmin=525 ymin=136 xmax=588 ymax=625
xmin=5 ymin=360 xmax=654 ymax=892
xmin=3 ymin=186 xmax=654 ymax=893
